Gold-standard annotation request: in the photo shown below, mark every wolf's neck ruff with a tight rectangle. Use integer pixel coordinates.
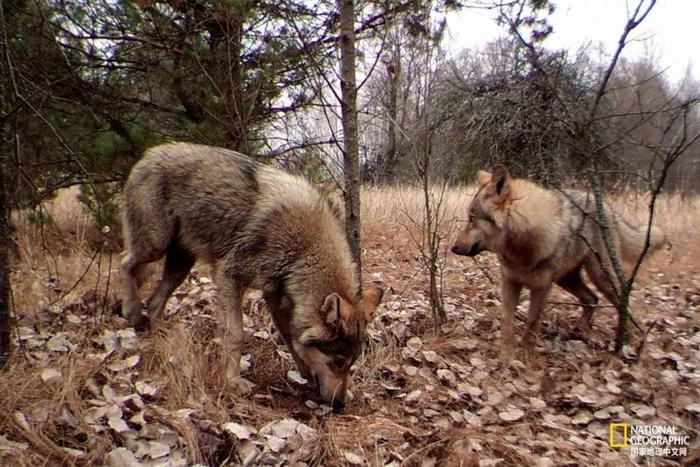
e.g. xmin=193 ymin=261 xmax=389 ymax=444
xmin=499 ymin=181 xmax=564 ymax=267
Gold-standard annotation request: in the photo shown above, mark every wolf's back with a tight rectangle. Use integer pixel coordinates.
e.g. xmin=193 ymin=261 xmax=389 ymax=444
xmin=557 ymin=190 xmax=666 ymax=264
xmin=122 ymin=142 xmax=354 ymax=289
xmin=122 ymin=143 xmax=262 ymax=257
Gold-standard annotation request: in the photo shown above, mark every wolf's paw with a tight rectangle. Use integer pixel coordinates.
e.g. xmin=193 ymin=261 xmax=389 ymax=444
xmin=128 ymin=312 xmax=151 ymax=332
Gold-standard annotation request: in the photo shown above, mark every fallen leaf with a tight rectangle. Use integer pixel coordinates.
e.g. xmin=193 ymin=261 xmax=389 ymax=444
xmin=146 ymin=441 xmax=170 ymax=459
xmin=46 ymin=334 xmax=71 ymax=352
xmin=265 ymin=435 xmax=287 ymax=453
xmin=108 ymin=354 xmax=141 ymax=372
xmin=406 ymin=337 xmax=423 ymax=353
xmin=102 ymin=385 xmax=117 ymax=402
xmin=498 ymin=406 xmax=525 ymax=422
xmin=287 ymin=369 xmax=308 ymax=385
xmin=239 ymin=442 xmax=261 ymax=465
xmin=263 ymin=419 xmax=299 ymax=439
xmin=108 ymin=414 xmax=130 ymax=433
xmin=134 ymin=381 xmax=158 ymax=397
xmin=436 ymin=369 xmax=457 ymax=386
xmin=223 ymin=422 xmax=257 ymax=440
xmin=404 ymin=390 xmax=422 ymax=402
xmin=630 ymin=404 xmax=655 ymax=418
xmin=40 ymin=368 xmax=63 ymax=384
xmin=529 ymin=398 xmax=546 ymax=410
xmin=105 ymin=447 xmax=140 ymax=467
xmin=422 ymin=350 xmax=440 ymax=363
xmin=684 ymin=403 xmax=700 ymax=414
xmin=459 ymin=384 xmax=483 ymax=398
xmin=571 ymin=411 xmax=592 ymax=426
xmin=129 ymin=411 xmax=146 ymax=427
xmin=343 ymin=451 xmax=364 ymax=465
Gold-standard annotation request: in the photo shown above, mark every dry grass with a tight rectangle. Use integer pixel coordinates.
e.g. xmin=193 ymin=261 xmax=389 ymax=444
xmin=361 ymin=185 xmax=470 ymax=228
xmin=1 ymin=184 xmax=699 ymax=465
xmin=363 ymin=185 xmax=700 ymax=244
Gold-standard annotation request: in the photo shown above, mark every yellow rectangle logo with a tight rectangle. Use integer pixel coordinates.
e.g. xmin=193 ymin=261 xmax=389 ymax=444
xmin=609 ymin=422 xmax=628 ymax=448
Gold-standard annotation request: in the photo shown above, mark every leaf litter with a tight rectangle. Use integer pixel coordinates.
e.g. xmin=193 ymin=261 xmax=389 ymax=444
xmin=2 ymin=248 xmax=699 ymax=466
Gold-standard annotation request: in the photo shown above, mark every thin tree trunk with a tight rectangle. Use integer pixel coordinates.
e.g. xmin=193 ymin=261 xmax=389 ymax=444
xmin=0 ymin=123 xmax=11 ymax=367
xmin=0 ymin=0 xmax=14 ymax=367
xmin=385 ymin=40 xmax=400 ymax=182
xmin=337 ymin=0 xmax=362 ymax=281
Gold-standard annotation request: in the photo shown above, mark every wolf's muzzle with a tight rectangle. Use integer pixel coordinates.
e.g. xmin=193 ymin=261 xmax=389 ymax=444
xmin=451 ymin=241 xmax=483 ymax=257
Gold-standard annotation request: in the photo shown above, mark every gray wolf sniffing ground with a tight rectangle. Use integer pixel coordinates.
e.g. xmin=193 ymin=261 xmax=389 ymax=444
xmin=120 ymin=142 xmax=383 ymax=408
xmin=451 ymin=165 xmax=666 ymax=357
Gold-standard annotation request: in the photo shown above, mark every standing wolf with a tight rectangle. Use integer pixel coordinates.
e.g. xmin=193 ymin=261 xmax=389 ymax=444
xmin=121 ymin=142 xmax=383 ymax=408
xmin=451 ymin=165 xmax=666 ymax=357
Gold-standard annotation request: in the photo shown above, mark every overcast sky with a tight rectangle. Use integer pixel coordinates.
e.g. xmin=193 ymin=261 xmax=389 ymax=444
xmin=445 ymin=0 xmax=698 ymax=83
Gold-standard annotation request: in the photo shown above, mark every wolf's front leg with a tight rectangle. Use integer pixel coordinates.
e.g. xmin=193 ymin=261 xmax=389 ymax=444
xmin=263 ymin=290 xmax=312 ymax=381
xmin=500 ymin=278 xmax=522 ymax=360
xmin=522 ymin=285 xmax=552 ymax=347
xmin=214 ymin=268 xmax=252 ymax=394
xmin=120 ymin=254 xmax=149 ymax=330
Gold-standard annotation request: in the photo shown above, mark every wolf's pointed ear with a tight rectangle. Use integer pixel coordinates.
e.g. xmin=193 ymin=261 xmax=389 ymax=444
xmin=490 ymin=165 xmax=511 ymax=199
xmin=476 ymin=170 xmax=492 ymax=187
xmin=321 ymin=293 xmax=341 ymax=327
xmin=359 ymin=285 xmax=384 ymax=321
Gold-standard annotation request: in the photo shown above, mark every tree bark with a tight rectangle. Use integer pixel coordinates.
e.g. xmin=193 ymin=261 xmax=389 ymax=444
xmin=337 ymin=0 xmax=362 ymax=281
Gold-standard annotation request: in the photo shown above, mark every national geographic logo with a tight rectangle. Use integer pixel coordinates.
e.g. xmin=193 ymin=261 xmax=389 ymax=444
xmin=609 ymin=423 xmax=689 ymax=458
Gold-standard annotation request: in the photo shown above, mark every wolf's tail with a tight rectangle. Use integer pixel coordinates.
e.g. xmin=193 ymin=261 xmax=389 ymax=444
xmin=617 ymin=217 xmax=667 ymax=263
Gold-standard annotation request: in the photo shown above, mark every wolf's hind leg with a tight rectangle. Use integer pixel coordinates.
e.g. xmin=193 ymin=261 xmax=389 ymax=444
xmin=146 ymin=243 xmax=195 ymax=325
xmin=583 ymin=256 xmax=620 ymax=308
xmin=557 ymin=268 xmax=599 ymax=330
xmin=214 ymin=267 xmax=251 ymax=394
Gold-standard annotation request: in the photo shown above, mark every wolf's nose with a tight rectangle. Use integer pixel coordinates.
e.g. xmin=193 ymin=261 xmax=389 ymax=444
xmin=331 ymin=398 xmax=345 ymax=411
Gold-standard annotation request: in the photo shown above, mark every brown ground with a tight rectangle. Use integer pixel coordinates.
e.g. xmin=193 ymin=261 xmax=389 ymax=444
xmin=0 ymin=187 xmax=698 ymax=466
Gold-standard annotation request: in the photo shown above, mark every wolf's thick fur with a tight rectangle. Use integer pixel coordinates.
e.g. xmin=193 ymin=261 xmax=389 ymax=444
xmin=451 ymin=166 xmax=666 ymax=357
xmin=121 ymin=142 xmax=383 ymax=407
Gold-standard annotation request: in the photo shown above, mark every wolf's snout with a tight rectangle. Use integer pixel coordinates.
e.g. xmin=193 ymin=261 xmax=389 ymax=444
xmin=451 ymin=243 xmax=465 ymax=255
xmin=452 ymin=242 xmax=472 ymax=256
xmin=451 ymin=241 xmax=482 ymax=257
xmin=318 ymin=378 xmax=347 ymax=410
